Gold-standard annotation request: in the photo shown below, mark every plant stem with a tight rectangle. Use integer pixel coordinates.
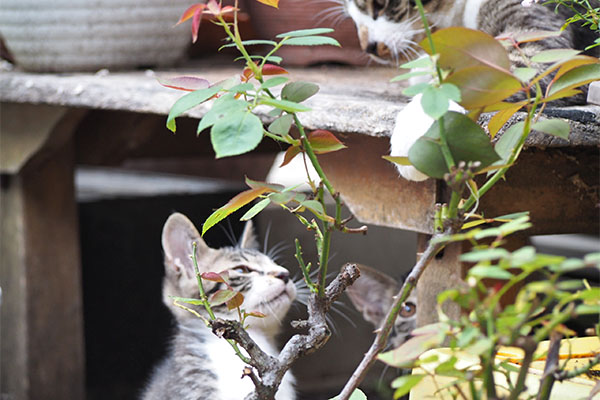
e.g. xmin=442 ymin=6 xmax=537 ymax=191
xmin=508 ymin=337 xmax=537 ymax=400
xmin=336 ymin=231 xmax=450 ymax=400
xmin=192 ymin=242 xmax=216 ymax=320
xmin=537 ymin=331 xmax=562 ymax=400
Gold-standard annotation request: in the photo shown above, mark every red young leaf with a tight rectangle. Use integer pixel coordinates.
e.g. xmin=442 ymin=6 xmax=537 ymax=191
xmin=307 ymin=130 xmax=347 ymax=154
xmin=245 ymin=311 xmax=266 ymax=318
xmin=157 ymin=76 xmax=210 ymax=92
xmin=201 ymin=271 xmax=227 ymax=283
xmin=280 ymin=145 xmax=301 ymax=167
xmin=226 ymin=292 xmax=245 ymax=310
xmin=421 ymin=27 xmax=511 ymax=74
xmin=261 ymin=64 xmax=289 ymax=75
xmin=177 ymin=3 xmax=206 ymax=25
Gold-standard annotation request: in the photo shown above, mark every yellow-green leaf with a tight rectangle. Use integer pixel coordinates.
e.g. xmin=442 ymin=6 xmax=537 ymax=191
xmin=488 ymin=103 xmax=523 ymax=137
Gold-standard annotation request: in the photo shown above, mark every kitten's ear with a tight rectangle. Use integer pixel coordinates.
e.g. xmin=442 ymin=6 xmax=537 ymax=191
xmin=161 ymin=213 xmax=210 ymax=277
xmin=346 ymin=264 xmax=398 ymax=328
xmin=239 ymin=220 xmax=259 ymax=249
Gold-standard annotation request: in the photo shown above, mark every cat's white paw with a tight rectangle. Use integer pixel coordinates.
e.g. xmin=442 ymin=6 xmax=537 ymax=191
xmin=390 ymin=94 xmax=464 ymax=181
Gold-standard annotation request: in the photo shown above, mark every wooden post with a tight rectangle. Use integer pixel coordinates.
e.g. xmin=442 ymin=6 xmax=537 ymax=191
xmin=1 ymin=104 xmax=86 ymax=400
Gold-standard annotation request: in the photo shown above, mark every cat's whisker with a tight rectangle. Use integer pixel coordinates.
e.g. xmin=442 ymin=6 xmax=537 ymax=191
xmin=262 ymin=221 xmax=272 ymax=254
xmin=217 ymin=220 xmax=238 ymax=246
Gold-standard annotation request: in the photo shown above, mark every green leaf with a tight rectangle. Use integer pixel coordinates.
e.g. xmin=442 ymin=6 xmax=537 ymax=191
xmin=513 ymin=67 xmax=538 ymax=83
xmin=494 ymin=121 xmax=525 ymax=163
xmin=585 ymin=252 xmax=600 ymax=266
xmin=329 ymin=388 xmax=367 ymax=400
xmin=226 ymin=83 xmax=255 ymax=93
xmin=167 ymin=85 xmax=222 ymax=132
xmin=390 ymin=70 xmax=431 ymax=82
xmin=549 ymin=258 xmax=586 ymax=273
xmin=401 ymin=56 xmax=433 ymax=69
xmin=209 ymin=289 xmax=239 ymax=306
xmin=548 ymin=63 xmax=600 ymax=96
xmin=575 ymin=304 xmax=600 ymax=315
xmin=282 ymin=36 xmax=341 ymax=47
xmin=439 ymin=83 xmax=462 ymax=102
xmin=460 ymin=248 xmax=510 ymax=262
xmin=391 ymin=374 xmax=425 ymax=399
xmin=260 ymin=76 xmax=289 ymax=90
xmin=170 ymin=296 xmax=203 ymax=305
xmin=260 ymin=97 xmax=312 ymax=113
xmin=421 ymin=85 xmax=450 ymax=120
xmin=268 ymin=114 xmax=294 ymax=136
xmin=378 ymin=326 xmax=443 ymax=367
xmin=531 ymin=49 xmax=581 ymax=63
xmin=281 ymin=81 xmax=320 ymax=103
xmin=241 ymin=198 xmax=270 ymax=221
xmin=468 ymin=265 xmax=513 ymax=280
xmin=202 ymin=187 xmax=275 ymax=236
xmin=402 ymin=82 xmax=430 ymax=96
xmin=221 ymin=39 xmax=277 ymax=48
xmin=211 ymin=110 xmax=263 ymax=158
xmin=197 ymin=95 xmax=249 ymax=134
xmin=531 ymin=119 xmax=570 ymax=139
xmin=408 ymin=112 xmax=500 ymax=179
xmin=382 ymin=155 xmax=412 ymax=165
xmin=277 ymin=28 xmax=335 ymax=38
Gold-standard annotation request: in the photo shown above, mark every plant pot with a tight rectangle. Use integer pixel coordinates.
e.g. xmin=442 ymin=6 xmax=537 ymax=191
xmin=0 ymin=0 xmax=192 ymax=72
xmin=245 ymin=0 xmax=367 ymax=66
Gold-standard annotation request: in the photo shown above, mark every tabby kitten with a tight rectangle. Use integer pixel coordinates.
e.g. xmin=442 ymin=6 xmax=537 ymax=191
xmin=342 ymin=0 xmax=598 ymax=181
xmin=142 ymin=213 xmax=296 ymax=400
xmin=346 ymin=264 xmax=417 ymax=348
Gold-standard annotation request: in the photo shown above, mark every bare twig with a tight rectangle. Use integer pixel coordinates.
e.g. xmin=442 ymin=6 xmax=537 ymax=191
xmin=336 ymin=230 xmax=451 ymax=400
xmin=508 ymin=336 xmax=537 ymax=400
xmin=537 ymin=331 xmax=562 ymax=400
xmin=214 ymin=263 xmax=360 ymax=400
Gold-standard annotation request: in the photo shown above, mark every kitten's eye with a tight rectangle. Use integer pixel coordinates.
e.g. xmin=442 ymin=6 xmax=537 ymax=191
xmin=232 ymin=265 xmax=251 ymax=274
xmin=399 ymin=302 xmax=416 ymax=318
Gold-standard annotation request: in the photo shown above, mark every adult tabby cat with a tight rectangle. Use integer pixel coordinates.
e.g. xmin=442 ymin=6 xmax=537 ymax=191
xmin=346 ymin=264 xmax=417 ymax=348
xmin=342 ymin=0 xmax=598 ymax=180
xmin=142 ymin=213 xmax=296 ymax=400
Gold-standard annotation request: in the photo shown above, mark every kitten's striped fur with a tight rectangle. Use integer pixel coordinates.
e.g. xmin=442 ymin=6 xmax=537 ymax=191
xmin=142 ymin=213 xmax=296 ymax=400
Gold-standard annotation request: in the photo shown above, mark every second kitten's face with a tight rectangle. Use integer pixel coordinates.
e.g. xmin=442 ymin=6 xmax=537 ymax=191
xmin=343 ymin=0 xmax=454 ymax=63
xmin=161 ymin=213 xmax=297 ymax=334
xmin=346 ymin=263 xmax=417 ymax=348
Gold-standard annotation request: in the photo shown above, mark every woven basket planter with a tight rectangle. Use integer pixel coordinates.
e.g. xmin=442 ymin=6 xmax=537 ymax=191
xmin=0 ymin=0 xmax=192 ymax=72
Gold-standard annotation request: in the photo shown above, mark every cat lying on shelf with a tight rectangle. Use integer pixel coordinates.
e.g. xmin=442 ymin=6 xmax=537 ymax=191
xmin=340 ymin=0 xmax=598 ymax=181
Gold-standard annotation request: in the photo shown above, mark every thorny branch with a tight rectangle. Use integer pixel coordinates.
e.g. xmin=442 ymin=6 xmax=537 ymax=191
xmin=337 ymin=228 xmax=454 ymax=400
xmin=212 ymin=263 xmax=361 ymax=400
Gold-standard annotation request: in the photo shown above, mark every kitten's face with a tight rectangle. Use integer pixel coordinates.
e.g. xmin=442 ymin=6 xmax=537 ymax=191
xmin=161 ymin=213 xmax=296 ymax=333
xmin=346 ymin=263 xmax=417 ymax=348
xmin=343 ymin=0 xmax=454 ymax=64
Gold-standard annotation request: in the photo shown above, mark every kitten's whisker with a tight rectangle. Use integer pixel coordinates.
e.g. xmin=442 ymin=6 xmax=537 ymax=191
xmin=329 ymin=301 xmax=357 ymax=328
xmin=218 ymin=221 xmax=237 ymax=246
xmin=262 ymin=221 xmax=272 ymax=254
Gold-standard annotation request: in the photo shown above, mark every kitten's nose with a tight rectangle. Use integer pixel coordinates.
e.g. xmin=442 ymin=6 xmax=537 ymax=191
xmin=274 ymin=271 xmax=289 ymax=284
xmin=365 ymin=42 xmax=378 ymax=55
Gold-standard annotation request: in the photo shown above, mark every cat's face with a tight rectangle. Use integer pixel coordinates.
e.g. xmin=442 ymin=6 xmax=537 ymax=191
xmin=346 ymin=263 xmax=417 ymax=348
xmin=161 ymin=213 xmax=296 ymax=334
xmin=343 ymin=0 xmax=458 ymax=63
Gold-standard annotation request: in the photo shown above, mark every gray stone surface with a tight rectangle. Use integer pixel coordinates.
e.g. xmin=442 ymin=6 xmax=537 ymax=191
xmin=1 ymin=62 xmax=598 ymax=145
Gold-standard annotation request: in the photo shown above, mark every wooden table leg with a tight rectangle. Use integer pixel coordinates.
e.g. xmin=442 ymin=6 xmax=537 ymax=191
xmin=1 ymin=104 xmax=86 ymax=400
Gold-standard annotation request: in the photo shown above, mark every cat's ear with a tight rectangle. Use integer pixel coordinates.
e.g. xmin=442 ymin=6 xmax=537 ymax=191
xmin=239 ymin=220 xmax=259 ymax=249
xmin=161 ymin=213 xmax=210 ymax=277
xmin=346 ymin=264 xmax=398 ymax=328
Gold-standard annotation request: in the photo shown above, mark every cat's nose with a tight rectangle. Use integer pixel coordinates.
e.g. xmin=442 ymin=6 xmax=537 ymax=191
xmin=365 ymin=42 xmax=378 ymax=55
xmin=274 ymin=271 xmax=289 ymax=284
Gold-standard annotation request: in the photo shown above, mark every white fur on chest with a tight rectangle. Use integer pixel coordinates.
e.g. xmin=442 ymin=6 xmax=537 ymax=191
xmin=205 ymin=330 xmax=295 ymax=400
xmin=463 ymin=0 xmax=487 ymax=29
